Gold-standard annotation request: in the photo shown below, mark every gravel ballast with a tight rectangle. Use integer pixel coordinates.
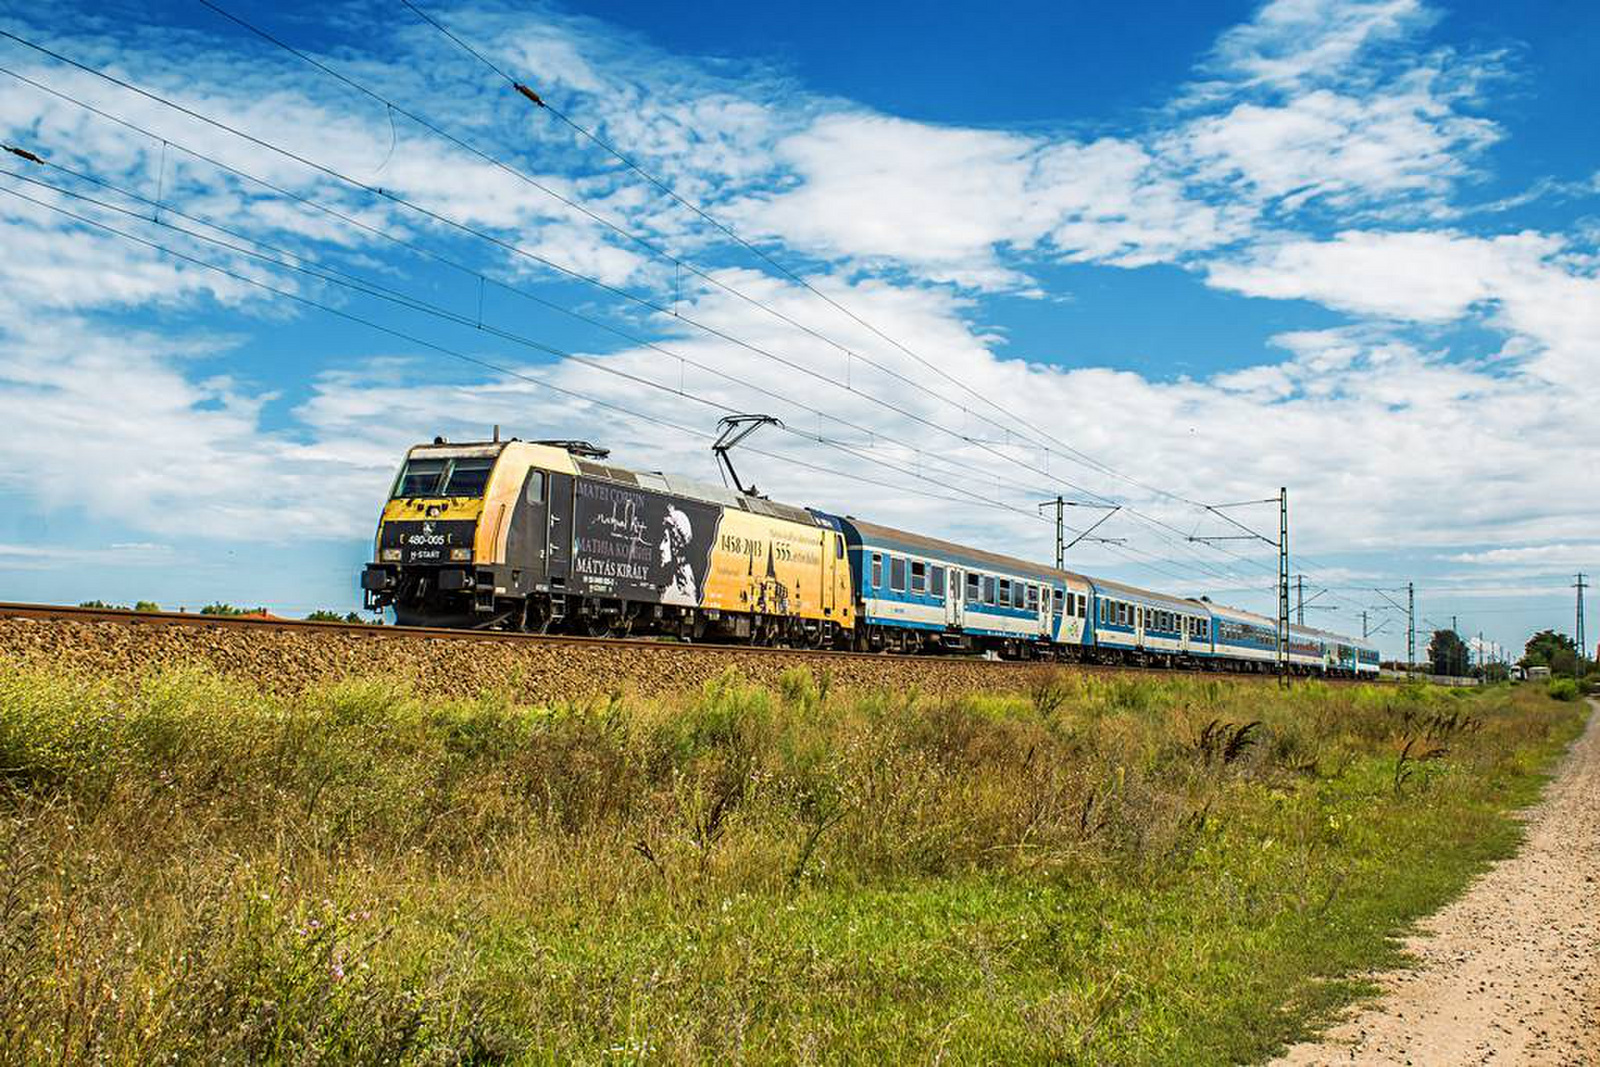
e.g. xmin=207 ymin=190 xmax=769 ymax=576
xmin=0 ymin=616 xmax=1140 ymax=702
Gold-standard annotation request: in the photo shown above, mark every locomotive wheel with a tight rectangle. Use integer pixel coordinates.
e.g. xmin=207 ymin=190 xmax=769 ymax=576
xmin=585 ymin=615 xmax=614 ymax=639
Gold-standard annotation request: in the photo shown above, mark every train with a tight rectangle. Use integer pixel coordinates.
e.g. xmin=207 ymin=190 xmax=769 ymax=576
xmin=360 ymin=437 xmax=1381 ymax=677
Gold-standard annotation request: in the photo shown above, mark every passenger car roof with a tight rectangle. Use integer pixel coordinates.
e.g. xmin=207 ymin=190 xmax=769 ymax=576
xmin=823 ymin=514 xmax=1088 ymax=585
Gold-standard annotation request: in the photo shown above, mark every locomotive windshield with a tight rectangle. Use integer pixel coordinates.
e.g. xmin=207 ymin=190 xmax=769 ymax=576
xmin=392 ymin=456 xmax=495 ymax=498
xmin=441 ymin=458 xmax=494 ymax=496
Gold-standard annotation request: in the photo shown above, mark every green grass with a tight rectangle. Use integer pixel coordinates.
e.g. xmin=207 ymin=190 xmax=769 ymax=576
xmin=0 ymin=665 xmax=1584 ymax=1064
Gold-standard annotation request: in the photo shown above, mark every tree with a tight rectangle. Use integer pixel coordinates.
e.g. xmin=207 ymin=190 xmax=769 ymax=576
xmin=306 ymin=610 xmax=344 ymax=622
xmin=1521 ymin=630 xmax=1577 ymax=668
xmin=200 ymin=603 xmax=268 ymax=616
xmin=133 ymin=601 xmax=161 ymax=612
xmin=1429 ymin=629 xmax=1470 ymax=677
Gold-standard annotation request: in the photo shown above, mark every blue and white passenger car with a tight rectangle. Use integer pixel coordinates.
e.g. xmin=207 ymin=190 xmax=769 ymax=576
xmin=1086 ymin=578 xmax=1212 ymax=663
xmin=816 ymin=513 xmax=1092 ymax=656
xmin=1206 ymin=602 xmax=1280 ymax=670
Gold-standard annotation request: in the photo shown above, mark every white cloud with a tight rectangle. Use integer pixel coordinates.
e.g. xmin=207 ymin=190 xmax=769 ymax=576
xmin=1448 ymin=545 xmax=1600 ymax=567
xmin=1201 ymin=0 xmax=1436 ymax=92
xmin=0 ymin=310 xmax=387 ymax=541
xmin=1205 ymin=229 xmax=1542 ymax=320
xmin=1206 ymin=229 xmax=1600 ymax=388
xmin=1172 ymin=80 xmax=1499 ymax=212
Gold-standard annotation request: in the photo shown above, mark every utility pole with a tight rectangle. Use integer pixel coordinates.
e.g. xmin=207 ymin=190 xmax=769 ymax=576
xmin=1452 ymin=614 xmax=1459 ymax=676
xmin=1279 ymin=488 xmax=1290 ymax=684
xmin=1045 ymin=496 xmax=1064 ymax=570
xmin=1362 ymin=610 xmax=1368 ymax=639
xmin=1187 ymin=488 xmax=1290 ymax=687
xmin=1576 ymin=573 xmax=1588 ymax=665
xmin=1296 ymin=573 xmax=1304 ymax=626
xmin=1408 ymin=581 xmax=1416 ymax=670
xmin=1037 ymin=497 xmax=1122 ymax=569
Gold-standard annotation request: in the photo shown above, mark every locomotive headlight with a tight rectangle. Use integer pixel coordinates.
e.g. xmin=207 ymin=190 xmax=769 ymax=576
xmin=449 ymin=547 xmax=472 ymax=562
xmin=380 ymin=548 xmax=402 ymax=562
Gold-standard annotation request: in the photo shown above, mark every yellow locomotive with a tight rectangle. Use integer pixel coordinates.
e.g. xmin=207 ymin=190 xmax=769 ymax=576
xmin=362 ymin=438 xmax=853 ymax=643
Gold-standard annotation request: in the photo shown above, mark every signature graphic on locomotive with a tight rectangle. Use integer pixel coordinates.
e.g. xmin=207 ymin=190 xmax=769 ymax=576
xmin=572 ymin=478 xmax=717 ymax=603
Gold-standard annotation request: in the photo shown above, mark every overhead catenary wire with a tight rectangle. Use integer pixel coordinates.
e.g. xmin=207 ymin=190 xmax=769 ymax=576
xmin=189 ymin=0 xmax=1078 ymax=455
xmin=0 ymin=39 xmax=1119 ymax=506
xmin=195 ymin=0 xmax=1331 ymax=597
xmin=0 ymin=29 xmax=1330 ymax=602
xmin=0 ymin=85 xmax=1104 ymax=524
xmin=0 ymin=180 xmax=1015 ymax=514
xmin=0 ymin=34 xmax=1359 ymax=616
xmin=6 ymin=138 xmax=1077 ymax=502
xmin=393 ymin=0 xmax=1236 ymax=519
xmin=0 ymin=166 xmax=1063 ymax=525
xmin=0 ymin=174 xmax=1212 ymax=589
xmin=0 ymin=45 xmax=1260 ymax=596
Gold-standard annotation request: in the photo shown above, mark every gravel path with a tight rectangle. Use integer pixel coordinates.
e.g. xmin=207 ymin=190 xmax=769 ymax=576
xmin=1272 ymin=699 xmax=1600 ymax=1066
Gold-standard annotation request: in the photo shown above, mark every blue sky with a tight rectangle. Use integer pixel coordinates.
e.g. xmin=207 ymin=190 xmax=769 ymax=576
xmin=0 ymin=0 xmax=1596 ymax=661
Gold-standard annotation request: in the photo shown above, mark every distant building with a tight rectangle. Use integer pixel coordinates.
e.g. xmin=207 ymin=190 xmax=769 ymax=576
xmin=1527 ymin=665 xmax=1552 ymax=681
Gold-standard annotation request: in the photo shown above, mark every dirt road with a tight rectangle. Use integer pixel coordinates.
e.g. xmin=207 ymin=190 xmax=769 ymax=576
xmin=1272 ymin=700 xmax=1600 ymax=1066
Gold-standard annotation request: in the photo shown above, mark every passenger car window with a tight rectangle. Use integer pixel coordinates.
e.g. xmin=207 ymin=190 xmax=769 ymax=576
xmin=871 ymin=554 xmax=882 ymax=589
xmin=910 ymin=560 xmax=926 ymax=593
xmin=967 ymin=571 xmax=980 ymax=600
xmin=890 ymin=557 xmax=907 ymax=591
xmin=931 ymin=566 xmax=945 ymax=598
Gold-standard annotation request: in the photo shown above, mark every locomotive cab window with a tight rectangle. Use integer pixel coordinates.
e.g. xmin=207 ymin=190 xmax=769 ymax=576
xmin=393 ymin=457 xmax=448 ymax=497
xmin=441 ymin=457 xmax=495 ymax=497
xmin=835 ymin=534 xmax=845 ymax=559
xmin=524 ymin=470 xmax=545 ymax=505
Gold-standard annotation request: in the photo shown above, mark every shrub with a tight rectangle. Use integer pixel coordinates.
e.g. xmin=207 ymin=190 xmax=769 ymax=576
xmin=1547 ymin=677 xmax=1581 ymax=701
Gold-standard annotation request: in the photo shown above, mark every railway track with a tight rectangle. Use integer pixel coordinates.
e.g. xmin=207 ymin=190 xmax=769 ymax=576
xmin=0 ymin=601 xmax=1379 ymax=685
